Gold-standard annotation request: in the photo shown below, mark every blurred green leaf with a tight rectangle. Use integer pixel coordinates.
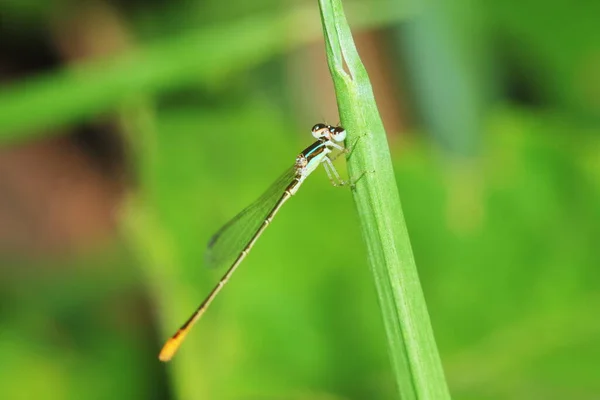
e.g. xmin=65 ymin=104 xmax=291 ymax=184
xmin=0 ymin=1 xmax=411 ymax=143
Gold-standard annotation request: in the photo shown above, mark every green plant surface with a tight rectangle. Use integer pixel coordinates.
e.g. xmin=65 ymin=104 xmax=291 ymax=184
xmin=318 ymin=1 xmax=450 ymax=399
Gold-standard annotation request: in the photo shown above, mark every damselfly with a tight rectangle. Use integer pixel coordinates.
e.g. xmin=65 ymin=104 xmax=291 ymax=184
xmin=159 ymin=123 xmax=347 ymax=361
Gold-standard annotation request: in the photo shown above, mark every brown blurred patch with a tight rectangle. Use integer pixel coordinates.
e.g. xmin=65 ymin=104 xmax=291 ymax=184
xmin=0 ymin=134 xmax=125 ymax=257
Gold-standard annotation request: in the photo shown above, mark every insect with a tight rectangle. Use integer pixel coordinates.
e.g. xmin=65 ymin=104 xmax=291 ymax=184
xmin=159 ymin=123 xmax=347 ymax=361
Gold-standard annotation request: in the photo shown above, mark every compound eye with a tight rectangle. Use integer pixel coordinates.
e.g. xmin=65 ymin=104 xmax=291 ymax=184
xmin=311 ymin=123 xmax=328 ymax=139
xmin=331 ymin=126 xmax=346 ymax=142
xmin=311 ymin=123 xmax=326 ymax=132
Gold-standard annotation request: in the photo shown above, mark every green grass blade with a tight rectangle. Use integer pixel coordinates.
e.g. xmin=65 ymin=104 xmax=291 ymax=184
xmin=317 ymin=1 xmax=451 ymax=399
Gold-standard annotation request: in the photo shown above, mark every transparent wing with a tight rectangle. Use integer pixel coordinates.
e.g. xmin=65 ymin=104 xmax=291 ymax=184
xmin=204 ymin=166 xmax=297 ymax=270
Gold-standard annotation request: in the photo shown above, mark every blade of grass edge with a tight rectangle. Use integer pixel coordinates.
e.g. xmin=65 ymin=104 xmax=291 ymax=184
xmin=317 ymin=1 xmax=451 ymax=399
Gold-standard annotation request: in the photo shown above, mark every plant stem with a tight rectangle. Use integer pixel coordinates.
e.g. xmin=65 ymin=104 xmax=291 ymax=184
xmin=317 ymin=1 xmax=451 ymax=398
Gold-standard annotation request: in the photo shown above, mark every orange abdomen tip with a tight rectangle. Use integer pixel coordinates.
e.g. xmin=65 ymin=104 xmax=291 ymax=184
xmin=158 ymin=330 xmax=187 ymax=362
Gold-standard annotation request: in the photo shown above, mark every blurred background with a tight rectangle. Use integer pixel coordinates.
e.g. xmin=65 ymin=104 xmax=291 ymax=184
xmin=0 ymin=0 xmax=598 ymax=399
